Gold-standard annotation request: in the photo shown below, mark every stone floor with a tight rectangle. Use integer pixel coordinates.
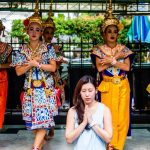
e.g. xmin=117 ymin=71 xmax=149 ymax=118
xmin=0 ymin=124 xmax=150 ymax=150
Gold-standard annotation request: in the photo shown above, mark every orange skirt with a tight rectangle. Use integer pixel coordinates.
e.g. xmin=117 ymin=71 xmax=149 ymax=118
xmin=0 ymin=70 xmax=8 ymax=129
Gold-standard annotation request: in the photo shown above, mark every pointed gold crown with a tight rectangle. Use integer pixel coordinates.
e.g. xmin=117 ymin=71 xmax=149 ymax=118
xmin=101 ymin=0 xmax=120 ymax=33
xmin=43 ymin=0 xmax=55 ymax=30
xmin=23 ymin=0 xmax=42 ymax=30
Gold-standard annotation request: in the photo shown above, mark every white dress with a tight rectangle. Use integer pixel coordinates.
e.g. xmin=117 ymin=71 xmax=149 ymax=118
xmin=74 ymin=103 xmax=106 ymax=150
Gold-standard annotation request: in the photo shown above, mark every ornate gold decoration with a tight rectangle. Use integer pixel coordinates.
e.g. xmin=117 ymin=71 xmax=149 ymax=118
xmin=32 ymin=80 xmax=43 ymax=87
xmin=146 ymin=84 xmax=150 ymax=93
xmin=23 ymin=0 xmax=42 ymax=30
xmin=27 ymin=43 xmax=40 ymax=59
xmin=42 ymin=0 xmax=55 ymax=30
xmin=101 ymin=0 xmax=123 ymax=33
xmin=27 ymin=88 xmax=33 ymax=95
xmin=27 ymin=66 xmax=53 ymax=97
xmin=112 ymin=78 xmax=121 ymax=84
xmin=45 ymin=88 xmax=52 ymax=97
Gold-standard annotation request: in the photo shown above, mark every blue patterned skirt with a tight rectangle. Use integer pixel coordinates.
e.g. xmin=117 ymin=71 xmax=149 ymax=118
xmin=22 ymin=88 xmax=57 ymax=130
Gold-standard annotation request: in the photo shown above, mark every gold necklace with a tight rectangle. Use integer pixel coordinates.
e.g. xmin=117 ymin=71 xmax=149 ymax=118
xmin=28 ymin=43 xmax=40 ymax=59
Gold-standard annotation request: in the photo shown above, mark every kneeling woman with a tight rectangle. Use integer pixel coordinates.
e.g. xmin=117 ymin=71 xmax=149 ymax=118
xmin=65 ymin=75 xmax=112 ymax=150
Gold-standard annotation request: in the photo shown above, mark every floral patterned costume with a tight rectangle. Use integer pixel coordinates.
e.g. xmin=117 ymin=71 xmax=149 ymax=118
xmin=11 ymin=43 xmax=57 ymax=130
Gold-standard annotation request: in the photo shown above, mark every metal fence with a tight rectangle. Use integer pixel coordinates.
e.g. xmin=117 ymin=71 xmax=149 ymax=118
xmin=6 ymin=38 xmax=150 ymax=113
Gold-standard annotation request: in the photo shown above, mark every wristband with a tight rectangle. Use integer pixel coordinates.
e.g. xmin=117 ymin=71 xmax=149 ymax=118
xmin=111 ymin=57 xmax=117 ymax=65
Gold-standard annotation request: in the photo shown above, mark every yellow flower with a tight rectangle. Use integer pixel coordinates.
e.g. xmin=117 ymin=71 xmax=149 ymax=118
xmin=117 ymin=22 xmax=124 ymax=30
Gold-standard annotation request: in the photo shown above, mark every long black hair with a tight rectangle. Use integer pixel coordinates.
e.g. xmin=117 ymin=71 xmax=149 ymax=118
xmin=73 ymin=75 xmax=97 ymax=125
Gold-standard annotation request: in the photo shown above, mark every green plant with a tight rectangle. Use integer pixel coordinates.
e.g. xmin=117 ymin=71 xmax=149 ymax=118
xmin=10 ymin=14 xmax=132 ymax=44
xmin=10 ymin=19 xmax=28 ymax=43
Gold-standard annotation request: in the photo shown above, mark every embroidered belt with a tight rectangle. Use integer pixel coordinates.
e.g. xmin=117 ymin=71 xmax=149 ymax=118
xmin=31 ymin=80 xmax=45 ymax=88
xmin=103 ymin=76 xmax=126 ymax=84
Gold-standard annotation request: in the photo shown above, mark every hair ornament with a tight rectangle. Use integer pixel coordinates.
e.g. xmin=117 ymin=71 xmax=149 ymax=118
xmin=42 ymin=0 xmax=55 ymax=30
xmin=101 ymin=0 xmax=124 ymax=33
xmin=23 ymin=0 xmax=42 ymax=31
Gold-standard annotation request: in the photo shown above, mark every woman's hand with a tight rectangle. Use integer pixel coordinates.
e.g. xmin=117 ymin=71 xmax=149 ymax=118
xmin=34 ymin=56 xmax=42 ymax=62
xmin=114 ymin=51 xmax=125 ymax=59
xmin=26 ymin=58 xmax=39 ymax=67
xmin=83 ymin=105 xmax=88 ymax=125
xmin=99 ymin=56 xmax=113 ymax=65
xmin=85 ymin=105 xmax=93 ymax=124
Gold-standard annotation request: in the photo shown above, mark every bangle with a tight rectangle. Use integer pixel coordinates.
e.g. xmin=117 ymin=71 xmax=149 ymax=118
xmin=37 ymin=63 xmax=42 ymax=69
xmin=111 ymin=57 xmax=117 ymax=65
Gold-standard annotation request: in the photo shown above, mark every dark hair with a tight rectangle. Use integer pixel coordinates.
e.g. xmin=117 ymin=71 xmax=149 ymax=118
xmin=73 ymin=75 xmax=96 ymax=125
xmin=43 ymin=27 xmax=55 ymax=35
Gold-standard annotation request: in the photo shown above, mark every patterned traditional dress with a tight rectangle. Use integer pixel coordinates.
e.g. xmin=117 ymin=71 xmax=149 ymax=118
xmin=0 ymin=42 xmax=12 ymax=129
xmin=91 ymin=44 xmax=134 ymax=150
xmin=11 ymin=43 xmax=57 ymax=130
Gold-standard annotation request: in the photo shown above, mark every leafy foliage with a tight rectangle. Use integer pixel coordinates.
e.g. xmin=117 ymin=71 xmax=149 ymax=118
xmin=10 ymin=19 xmax=28 ymax=43
xmin=118 ymin=17 xmax=132 ymax=44
xmin=10 ymin=14 xmax=131 ymax=44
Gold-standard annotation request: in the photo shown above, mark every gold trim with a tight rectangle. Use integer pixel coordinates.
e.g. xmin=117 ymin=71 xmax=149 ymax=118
xmin=101 ymin=0 xmax=123 ymax=33
xmin=42 ymin=0 xmax=55 ymax=30
xmin=103 ymin=76 xmax=126 ymax=84
xmin=32 ymin=80 xmax=43 ymax=87
xmin=112 ymin=78 xmax=121 ymax=84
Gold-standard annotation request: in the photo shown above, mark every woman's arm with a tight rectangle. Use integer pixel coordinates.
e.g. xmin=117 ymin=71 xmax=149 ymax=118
xmin=91 ymin=106 xmax=113 ymax=143
xmin=0 ymin=55 xmax=12 ymax=69
xmin=112 ymin=57 xmax=130 ymax=71
xmin=65 ymin=108 xmax=87 ymax=144
xmin=39 ymin=59 xmax=56 ymax=72
xmin=96 ymin=57 xmax=111 ymax=72
xmin=15 ymin=65 xmax=32 ymax=76
xmin=96 ymin=56 xmax=130 ymax=72
xmin=15 ymin=58 xmax=57 ymax=76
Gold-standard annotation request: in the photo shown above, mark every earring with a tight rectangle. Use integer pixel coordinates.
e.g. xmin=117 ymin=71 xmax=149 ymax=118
xmin=95 ymin=91 xmax=99 ymax=101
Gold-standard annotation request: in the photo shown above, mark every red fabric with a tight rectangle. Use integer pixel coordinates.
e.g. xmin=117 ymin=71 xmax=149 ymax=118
xmin=55 ymin=87 xmax=61 ymax=107
xmin=0 ymin=70 xmax=8 ymax=129
xmin=20 ymin=91 xmax=24 ymax=104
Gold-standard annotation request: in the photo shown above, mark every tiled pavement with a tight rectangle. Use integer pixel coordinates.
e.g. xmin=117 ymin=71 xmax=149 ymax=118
xmin=0 ymin=125 xmax=150 ymax=150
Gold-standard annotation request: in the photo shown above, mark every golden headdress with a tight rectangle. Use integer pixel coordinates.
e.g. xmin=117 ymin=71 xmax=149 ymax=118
xmin=43 ymin=0 xmax=55 ymax=30
xmin=0 ymin=20 xmax=5 ymax=36
xmin=101 ymin=0 xmax=123 ymax=33
xmin=23 ymin=0 xmax=42 ymax=30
